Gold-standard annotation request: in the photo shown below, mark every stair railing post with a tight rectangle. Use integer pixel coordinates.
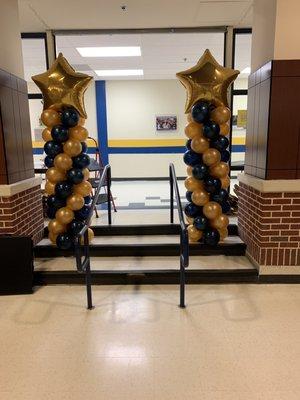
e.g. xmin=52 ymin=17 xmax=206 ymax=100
xmin=170 ymin=165 xmax=174 ymax=224
xmin=107 ymin=166 xmax=112 ymax=225
xmin=84 ymin=229 xmax=93 ymax=310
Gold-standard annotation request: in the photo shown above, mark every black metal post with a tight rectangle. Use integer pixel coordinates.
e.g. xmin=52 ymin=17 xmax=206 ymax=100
xmin=84 ymin=230 xmax=93 ymax=310
xmin=107 ymin=166 xmax=112 ymax=225
xmin=179 ymin=232 xmax=186 ymax=308
xmin=170 ymin=165 xmax=174 ymax=224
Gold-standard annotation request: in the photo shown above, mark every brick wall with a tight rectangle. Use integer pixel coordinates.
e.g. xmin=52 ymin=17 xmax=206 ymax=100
xmin=237 ymin=182 xmax=300 ymax=269
xmin=0 ymin=185 xmax=44 ymax=245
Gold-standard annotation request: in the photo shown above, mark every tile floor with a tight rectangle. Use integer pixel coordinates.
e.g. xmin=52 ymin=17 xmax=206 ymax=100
xmin=1 ymin=284 xmax=300 ymax=399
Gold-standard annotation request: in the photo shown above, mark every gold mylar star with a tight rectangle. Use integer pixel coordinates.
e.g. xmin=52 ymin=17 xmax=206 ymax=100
xmin=32 ymin=53 xmax=92 ymax=118
xmin=176 ymin=49 xmax=239 ymax=113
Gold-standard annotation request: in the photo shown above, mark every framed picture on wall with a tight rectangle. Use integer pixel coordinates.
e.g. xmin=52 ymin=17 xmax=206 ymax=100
xmin=156 ymin=115 xmax=177 ymax=131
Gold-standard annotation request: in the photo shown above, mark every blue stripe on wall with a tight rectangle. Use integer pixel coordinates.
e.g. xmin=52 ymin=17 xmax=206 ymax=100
xmin=95 ymin=81 xmax=109 ymax=165
xmin=33 ymin=148 xmax=97 ymax=155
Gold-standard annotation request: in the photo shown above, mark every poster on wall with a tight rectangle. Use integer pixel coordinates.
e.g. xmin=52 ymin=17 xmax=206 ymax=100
xmin=156 ymin=115 xmax=177 ymax=131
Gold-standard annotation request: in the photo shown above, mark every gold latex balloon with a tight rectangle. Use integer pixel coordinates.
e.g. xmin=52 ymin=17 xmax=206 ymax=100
xmin=74 ymin=181 xmax=92 ymax=197
xmin=83 ymin=168 xmax=90 ymax=181
xmin=54 ymin=153 xmax=73 ymax=171
xmin=48 ymin=219 xmax=66 ymax=235
xmin=69 ymin=125 xmax=88 ymax=142
xmin=176 ymin=49 xmax=239 ymax=112
xmin=78 ymin=117 xmax=86 ymax=126
xmin=55 ymin=207 xmax=74 ymax=225
xmin=221 ymin=175 xmax=230 ymax=189
xmin=220 ymin=123 xmax=230 ymax=136
xmin=32 ymin=53 xmax=92 ymax=118
xmin=48 ymin=232 xmax=58 ymax=245
xmin=184 ymin=121 xmax=203 ymax=139
xmin=191 ymin=135 xmax=209 ymax=154
xmin=45 ymin=180 xmax=56 ymax=195
xmin=186 ymin=113 xmax=193 ymax=123
xmin=218 ymin=228 xmax=228 ymax=241
xmin=187 ymin=166 xmax=193 ymax=176
xmin=80 ymin=228 xmax=95 ymax=244
xmin=46 ymin=167 xmax=66 ymax=184
xmin=42 ymin=127 xmax=52 ymax=141
xmin=191 ymin=189 xmax=209 ymax=206
xmin=66 ymin=193 xmax=85 ymax=211
xmin=211 ymin=214 xmax=229 ymax=230
xmin=187 ymin=224 xmax=203 ymax=242
xmin=211 ymin=106 xmax=231 ymax=125
xmin=203 ymin=201 xmax=222 ymax=220
xmin=63 ymin=139 xmax=82 ymax=157
xmin=210 ymin=162 xmax=229 ymax=179
xmin=186 ymin=216 xmax=194 ymax=224
xmin=184 ymin=176 xmax=202 ymax=192
xmin=203 ymin=148 xmax=221 ymax=166
xmin=41 ymin=109 xmax=61 ymax=127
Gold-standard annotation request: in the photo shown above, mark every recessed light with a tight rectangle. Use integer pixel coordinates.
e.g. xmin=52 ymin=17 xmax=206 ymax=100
xmin=77 ymin=47 xmax=141 ymax=57
xmin=95 ymin=69 xmax=144 ymax=77
xmin=241 ymin=67 xmax=251 ymax=74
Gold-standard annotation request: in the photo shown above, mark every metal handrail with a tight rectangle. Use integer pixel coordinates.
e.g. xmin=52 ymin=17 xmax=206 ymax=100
xmin=169 ymin=163 xmax=189 ymax=308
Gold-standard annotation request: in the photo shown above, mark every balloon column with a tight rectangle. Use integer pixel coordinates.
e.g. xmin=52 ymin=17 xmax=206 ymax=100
xmin=32 ymin=54 xmax=94 ymax=250
xmin=176 ymin=49 xmax=239 ymax=245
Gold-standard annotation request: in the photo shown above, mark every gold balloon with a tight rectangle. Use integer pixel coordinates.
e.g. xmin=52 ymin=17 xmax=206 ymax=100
xmin=220 ymin=123 xmax=230 ymax=136
xmin=211 ymin=214 xmax=229 ymax=230
xmin=191 ymin=135 xmax=209 ymax=154
xmin=187 ymin=166 xmax=193 ymax=176
xmin=46 ymin=167 xmax=66 ymax=184
xmin=187 ymin=225 xmax=203 ymax=242
xmin=69 ymin=125 xmax=88 ymax=142
xmin=54 ymin=153 xmax=73 ymax=171
xmin=203 ymin=148 xmax=221 ymax=166
xmin=63 ymin=139 xmax=82 ymax=157
xmin=78 ymin=117 xmax=86 ymax=126
xmin=32 ymin=53 xmax=92 ymax=118
xmin=203 ymin=201 xmax=222 ymax=220
xmin=48 ymin=232 xmax=58 ymax=245
xmin=74 ymin=181 xmax=92 ymax=197
xmin=45 ymin=180 xmax=56 ymax=195
xmin=218 ymin=228 xmax=228 ymax=241
xmin=83 ymin=168 xmax=90 ymax=181
xmin=41 ymin=109 xmax=61 ymax=127
xmin=48 ymin=219 xmax=66 ymax=235
xmin=210 ymin=162 xmax=229 ymax=178
xmin=42 ymin=127 xmax=52 ymax=141
xmin=187 ymin=113 xmax=193 ymax=123
xmin=184 ymin=176 xmax=202 ymax=192
xmin=80 ymin=228 xmax=95 ymax=244
xmin=55 ymin=207 xmax=74 ymax=225
xmin=221 ymin=175 xmax=230 ymax=189
xmin=211 ymin=106 xmax=231 ymax=124
xmin=176 ymin=49 xmax=239 ymax=112
xmin=184 ymin=121 xmax=203 ymax=139
xmin=186 ymin=216 xmax=194 ymax=224
xmin=66 ymin=194 xmax=85 ymax=211
xmin=191 ymin=189 xmax=209 ymax=206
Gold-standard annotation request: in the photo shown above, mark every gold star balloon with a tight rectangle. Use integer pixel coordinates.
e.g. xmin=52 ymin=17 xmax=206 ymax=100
xmin=32 ymin=53 xmax=92 ymax=118
xmin=176 ymin=49 xmax=239 ymax=113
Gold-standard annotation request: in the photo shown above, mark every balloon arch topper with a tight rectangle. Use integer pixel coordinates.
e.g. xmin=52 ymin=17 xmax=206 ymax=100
xmin=176 ymin=49 xmax=239 ymax=246
xmin=32 ymin=53 xmax=95 ymax=250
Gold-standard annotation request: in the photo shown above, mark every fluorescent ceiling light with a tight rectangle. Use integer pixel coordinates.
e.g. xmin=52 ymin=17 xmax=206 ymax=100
xmin=77 ymin=46 xmax=141 ymax=57
xmin=241 ymin=67 xmax=251 ymax=74
xmin=95 ymin=69 xmax=144 ymax=77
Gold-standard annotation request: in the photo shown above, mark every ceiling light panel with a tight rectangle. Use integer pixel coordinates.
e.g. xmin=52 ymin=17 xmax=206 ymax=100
xmin=77 ymin=46 xmax=141 ymax=57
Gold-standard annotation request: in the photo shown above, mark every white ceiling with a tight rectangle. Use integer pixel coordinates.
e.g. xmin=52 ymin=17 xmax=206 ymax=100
xmin=18 ymin=0 xmax=253 ymax=32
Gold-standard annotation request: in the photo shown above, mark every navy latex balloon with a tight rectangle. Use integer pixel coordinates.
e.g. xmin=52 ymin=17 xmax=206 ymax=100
xmin=211 ymin=136 xmax=229 ymax=152
xmin=81 ymin=142 xmax=88 ymax=153
xmin=184 ymin=202 xmax=202 ymax=218
xmin=61 ymin=108 xmax=79 ymax=127
xmin=203 ymin=121 xmax=220 ymax=140
xmin=67 ymin=168 xmax=84 ymax=184
xmin=84 ymin=196 xmax=92 ymax=205
xmin=191 ymin=101 xmax=209 ymax=123
xmin=46 ymin=207 xmax=56 ymax=219
xmin=47 ymin=194 xmax=66 ymax=209
xmin=44 ymin=156 xmax=54 ymax=168
xmin=193 ymin=215 xmax=208 ymax=231
xmin=211 ymin=189 xmax=229 ymax=204
xmin=222 ymin=201 xmax=231 ymax=214
xmin=204 ymin=176 xmax=221 ymax=194
xmin=72 ymin=153 xmax=90 ymax=169
xmin=51 ymin=125 xmax=69 ymax=143
xmin=186 ymin=139 xmax=192 ymax=150
xmin=69 ymin=219 xmax=85 ymax=236
xmin=203 ymin=228 xmax=220 ymax=246
xmin=221 ymin=150 xmax=230 ymax=162
xmin=186 ymin=191 xmax=193 ymax=202
xmin=56 ymin=233 xmax=74 ymax=250
xmin=55 ymin=181 xmax=73 ymax=199
xmin=192 ymin=163 xmax=208 ymax=180
xmin=44 ymin=141 xmax=63 ymax=157
xmin=183 ymin=150 xmax=201 ymax=167
xmin=75 ymin=205 xmax=91 ymax=221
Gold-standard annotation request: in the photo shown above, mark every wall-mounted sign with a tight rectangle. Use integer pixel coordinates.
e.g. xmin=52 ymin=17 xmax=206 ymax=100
xmin=156 ymin=115 xmax=177 ymax=131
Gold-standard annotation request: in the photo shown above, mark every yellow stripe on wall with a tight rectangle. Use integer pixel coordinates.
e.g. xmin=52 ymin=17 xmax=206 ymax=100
xmin=32 ymin=138 xmax=97 ymax=148
xmin=108 ymin=137 xmax=245 ymax=147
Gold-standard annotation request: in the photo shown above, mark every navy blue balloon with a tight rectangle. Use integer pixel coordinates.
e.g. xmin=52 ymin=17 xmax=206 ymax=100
xmin=46 ymin=207 xmax=56 ymax=219
xmin=204 ymin=176 xmax=221 ymax=194
xmin=45 ymin=156 xmax=54 ymax=168
xmin=222 ymin=201 xmax=231 ymax=214
xmin=84 ymin=196 xmax=92 ymax=205
xmin=75 ymin=205 xmax=91 ymax=221
xmin=203 ymin=228 xmax=220 ymax=246
xmin=221 ymin=150 xmax=230 ymax=162
xmin=191 ymin=101 xmax=209 ymax=123
xmin=61 ymin=108 xmax=79 ymax=127
xmin=51 ymin=125 xmax=69 ymax=143
xmin=69 ymin=219 xmax=85 ymax=236
xmin=184 ymin=202 xmax=202 ymax=218
xmin=186 ymin=139 xmax=192 ymax=150
xmin=81 ymin=142 xmax=88 ymax=153
xmin=183 ymin=150 xmax=201 ymax=167
xmin=211 ymin=136 xmax=229 ymax=151
xmin=44 ymin=141 xmax=63 ymax=157
xmin=55 ymin=181 xmax=73 ymax=199
xmin=211 ymin=189 xmax=229 ymax=204
xmin=47 ymin=194 xmax=66 ymax=209
xmin=56 ymin=233 xmax=74 ymax=250
xmin=186 ymin=191 xmax=193 ymax=202
xmin=203 ymin=121 xmax=220 ymax=140
xmin=192 ymin=163 xmax=208 ymax=180
xmin=72 ymin=153 xmax=90 ymax=169
xmin=194 ymin=215 xmax=208 ymax=231
xmin=67 ymin=168 xmax=84 ymax=184
xmin=208 ymin=104 xmax=216 ymax=113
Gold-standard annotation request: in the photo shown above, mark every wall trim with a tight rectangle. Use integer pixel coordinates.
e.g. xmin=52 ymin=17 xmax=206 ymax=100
xmin=238 ymin=172 xmax=300 ymax=192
